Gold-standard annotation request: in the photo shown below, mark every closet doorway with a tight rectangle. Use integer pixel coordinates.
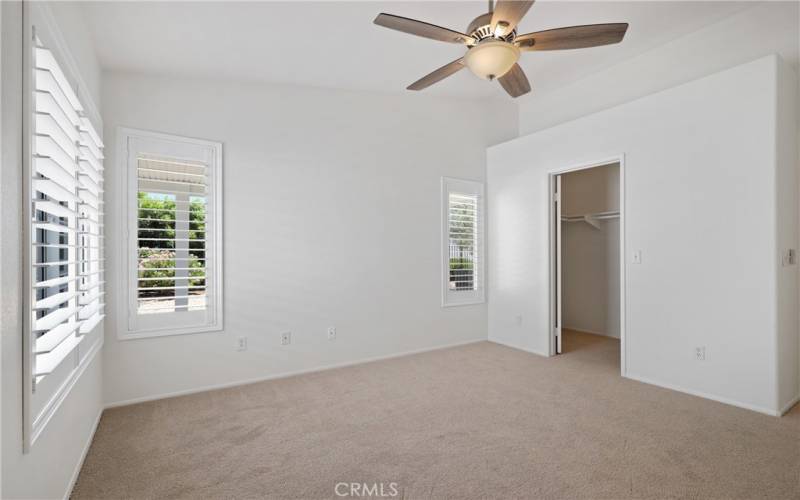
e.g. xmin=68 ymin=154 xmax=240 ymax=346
xmin=550 ymin=158 xmax=625 ymax=374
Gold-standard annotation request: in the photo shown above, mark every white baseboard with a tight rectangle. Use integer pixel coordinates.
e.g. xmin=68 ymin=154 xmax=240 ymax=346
xmin=64 ymin=407 xmax=103 ymax=500
xmin=105 ymin=338 xmax=486 ymax=409
xmin=625 ymin=372 xmax=780 ymax=417
xmin=779 ymin=394 xmax=800 ymax=416
xmin=488 ymin=338 xmax=550 ymax=357
xmin=563 ymin=326 xmax=620 ymax=339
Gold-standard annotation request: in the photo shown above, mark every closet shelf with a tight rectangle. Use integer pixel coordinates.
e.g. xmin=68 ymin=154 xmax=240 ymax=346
xmin=561 ymin=210 xmax=619 ymax=230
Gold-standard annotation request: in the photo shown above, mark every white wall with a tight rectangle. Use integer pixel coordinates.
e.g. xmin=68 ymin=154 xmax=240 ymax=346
xmin=101 ymin=72 xmax=517 ymax=405
xmin=517 ymin=2 xmax=799 ymax=135
xmin=561 ymin=165 xmax=620 ymax=337
xmin=45 ymin=1 xmax=101 ymax=109
xmin=488 ymin=55 xmax=795 ymax=415
xmin=1 ymin=2 xmax=104 ymax=499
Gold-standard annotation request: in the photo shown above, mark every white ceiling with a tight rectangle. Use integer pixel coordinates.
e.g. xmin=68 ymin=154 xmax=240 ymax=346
xmin=81 ymin=1 xmax=754 ymax=101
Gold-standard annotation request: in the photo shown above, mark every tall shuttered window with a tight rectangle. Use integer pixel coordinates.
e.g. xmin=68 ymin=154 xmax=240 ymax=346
xmin=121 ymin=129 xmax=223 ymax=338
xmin=441 ymin=177 xmax=485 ymax=306
xmin=25 ymin=25 xmax=105 ymax=449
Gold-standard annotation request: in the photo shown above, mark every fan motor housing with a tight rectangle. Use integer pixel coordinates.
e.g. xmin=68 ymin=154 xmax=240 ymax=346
xmin=467 ymin=12 xmax=516 ymax=43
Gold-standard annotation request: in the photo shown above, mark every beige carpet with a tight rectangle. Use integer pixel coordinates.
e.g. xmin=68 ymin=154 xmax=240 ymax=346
xmin=73 ymin=331 xmax=800 ymax=499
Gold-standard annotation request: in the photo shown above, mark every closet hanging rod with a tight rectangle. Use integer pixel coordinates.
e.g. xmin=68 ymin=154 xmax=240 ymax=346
xmin=561 ymin=210 xmax=620 ymax=230
xmin=561 ymin=210 xmax=620 ymax=221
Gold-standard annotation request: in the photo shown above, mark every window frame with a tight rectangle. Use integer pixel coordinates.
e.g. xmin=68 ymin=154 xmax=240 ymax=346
xmin=22 ymin=2 xmax=105 ymax=451
xmin=441 ymin=176 xmax=486 ymax=307
xmin=117 ymin=128 xmax=224 ymax=340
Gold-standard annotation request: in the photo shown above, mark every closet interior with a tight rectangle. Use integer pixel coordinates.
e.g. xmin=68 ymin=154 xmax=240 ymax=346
xmin=556 ymin=163 xmax=621 ymax=360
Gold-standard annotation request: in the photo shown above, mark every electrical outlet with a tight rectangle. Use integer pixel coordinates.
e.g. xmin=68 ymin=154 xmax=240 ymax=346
xmin=695 ymin=346 xmax=706 ymax=361
xmin=236 ymin=337 xmax=247 ymax=351
xmin=632 ymin=250 xmax=642 ymax=264
xmin=327 ymin=327 xmax=336 ymax=341
xmin=514 ymin=315 xmax=523 ymax=326
xmin=281 ymin=331 xmax=292 ymax=346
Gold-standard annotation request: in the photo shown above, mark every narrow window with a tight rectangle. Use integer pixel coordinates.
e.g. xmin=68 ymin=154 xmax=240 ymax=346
xmin=441 ymin=177 xmax=485 ymax=306
xmin=121 ymin=130 xmax=223 ymax=338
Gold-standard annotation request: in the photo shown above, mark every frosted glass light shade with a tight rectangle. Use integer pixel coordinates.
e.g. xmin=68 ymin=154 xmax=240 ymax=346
xmin=464 ymin=40 xmax=520 ymax=80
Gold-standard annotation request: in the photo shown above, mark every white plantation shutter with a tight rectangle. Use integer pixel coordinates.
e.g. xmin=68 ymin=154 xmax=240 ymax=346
xmin=448 ymin=193 xmax=481 ymax=290
xmin=441 ymin=177 xmax=485 ymax=306
xmin=136 ymin=155 xmax=208 ymax=315
xmin=78 ymin=116 xmax=105 ymax=332
xmin=30 ymin=40 xmax=104 ymax=383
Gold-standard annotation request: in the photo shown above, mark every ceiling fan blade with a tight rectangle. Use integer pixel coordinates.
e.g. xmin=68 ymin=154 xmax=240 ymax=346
xmin=515 ymin=23 xmax=629 ymax=51
xmin=498 ymin=64 xmax=531 ymax=98
xmin=491 ymin=1 xmax=535 ymax=35
xmin=374 ymin=13 xmax=475 ymax=45
xmin=407 ymin=58 xmax=465 ymax=91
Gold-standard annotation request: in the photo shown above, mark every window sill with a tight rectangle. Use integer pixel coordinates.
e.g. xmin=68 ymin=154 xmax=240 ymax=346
xmin=118 ymin=324 xmax=223 ymax=341
xmin=441 ymin=298 xmax=486 ymax=308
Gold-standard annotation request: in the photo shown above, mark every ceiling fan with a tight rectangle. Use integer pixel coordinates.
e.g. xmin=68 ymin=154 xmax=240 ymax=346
xmin=373 ymin=0 xmax=629 ymax=98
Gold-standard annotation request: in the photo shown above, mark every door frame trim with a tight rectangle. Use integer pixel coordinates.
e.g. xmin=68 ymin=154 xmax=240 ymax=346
xmin=547 ymin=154 xmax=627 ymax=376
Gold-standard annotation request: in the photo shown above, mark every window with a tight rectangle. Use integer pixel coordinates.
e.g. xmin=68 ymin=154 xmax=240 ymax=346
xmin=120 ymin=129 xmax=223 ymax=338
xmin=441 ymin=177 xmax=485 ymax=306
xmin=24 ymin=27 xmax=104 ymax=448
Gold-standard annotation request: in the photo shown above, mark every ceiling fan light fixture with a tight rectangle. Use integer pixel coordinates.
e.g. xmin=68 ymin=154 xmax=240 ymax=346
xmin=464 ymin=40 xmax=520 ymax=80
xmin=373 ymin=3 xmax=630 ymax=98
